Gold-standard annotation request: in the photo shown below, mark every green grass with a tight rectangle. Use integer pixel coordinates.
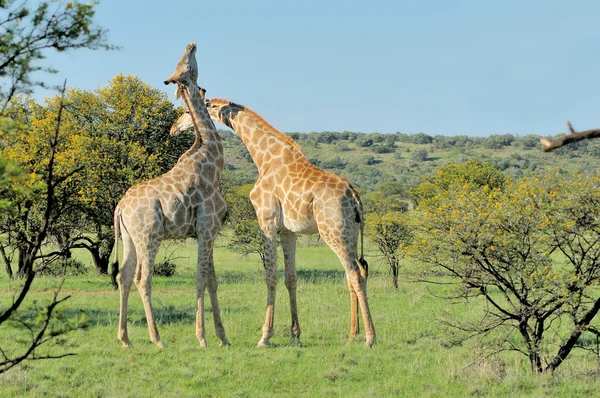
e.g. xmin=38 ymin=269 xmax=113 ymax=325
xmin=1 ymin=241 xmax=600 ymax=397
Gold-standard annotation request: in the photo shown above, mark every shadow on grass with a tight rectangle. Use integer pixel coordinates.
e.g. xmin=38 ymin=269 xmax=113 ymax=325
xmin=56 ymin=303 xmax=253 ymax=327
xmin=296 ymin=269 xmax=344 ymax=284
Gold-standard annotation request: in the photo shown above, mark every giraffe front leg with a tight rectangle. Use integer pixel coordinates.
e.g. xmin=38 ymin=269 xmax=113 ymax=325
xmin=281 ymin=231 xmax=302 ymax=346
xmin=195 ymin=251 xmax=208 ymax=348
xmin=199 ymin=232 xmax=230 ymax=347
xmin=257 ymin=226 xmax=278 ymax=348
xmin=135 ymin=258 xmax=164 ymax=348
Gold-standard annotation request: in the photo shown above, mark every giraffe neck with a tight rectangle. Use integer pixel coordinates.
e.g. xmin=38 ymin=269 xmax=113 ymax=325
xmin=223 ymin=108 xmax=303 ymax=175
xmin=179 ymin=84 xmax=223 ymax=182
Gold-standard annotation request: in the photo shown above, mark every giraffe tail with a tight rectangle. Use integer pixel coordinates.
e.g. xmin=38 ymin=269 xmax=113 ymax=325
xmin=349 ymin=186 xmax=369 ymax=277
xmin=110 ymin=206 xmax=121 ymax=290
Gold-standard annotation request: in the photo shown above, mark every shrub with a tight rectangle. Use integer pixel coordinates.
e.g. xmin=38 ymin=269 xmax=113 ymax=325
xmin=38 ymin=259 xmax=88 ymax=277
xmin=154 ymin=261 xmax=177 ymax=277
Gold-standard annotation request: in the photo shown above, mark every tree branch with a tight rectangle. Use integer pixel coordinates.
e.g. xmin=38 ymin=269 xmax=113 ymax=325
xmin=540 ymin=121 xmax=600 ymax=152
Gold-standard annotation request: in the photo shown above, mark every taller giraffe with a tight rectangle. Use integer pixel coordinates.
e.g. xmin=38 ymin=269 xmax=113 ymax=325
xmin=171 ymin=96 xmax=375 ymax=347
xmin=111 ymin=43 xmax=229 ymax=348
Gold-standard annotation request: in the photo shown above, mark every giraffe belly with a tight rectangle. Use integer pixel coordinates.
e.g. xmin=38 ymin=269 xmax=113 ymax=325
xmin=282 ymin=215 xmax=318 ymax=234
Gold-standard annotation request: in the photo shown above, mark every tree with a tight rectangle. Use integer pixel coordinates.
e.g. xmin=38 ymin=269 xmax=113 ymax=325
xmin=0 ymin=0 xmax=115 ymax=113
xmin=223 ymin=184 xmax=265 ymax=264
xmin=1 ymin=75 xmax=186 ymax=274
xmin=411 ymin=169 xmax=600 ymax=374
xmin=410 ymin=160 xmax=506 ymax=205
xmin=364 ymin=190 xmax=412 ymax=288
xmin=0 ymin=0 xmax=111 ymax=373
xmin=0 ymin=157 xmax=36 ymax=278
xmin=410 ymin=149 xmax=428 ymax=163
xmin=0 ymin=83 xmax=84 ymax=374
xmin=411 ymin=133 xmax=433 ymax=145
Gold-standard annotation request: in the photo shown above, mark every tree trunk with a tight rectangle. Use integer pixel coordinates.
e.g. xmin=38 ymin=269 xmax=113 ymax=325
xmin=546 ymin=297 xmax=600 ymax=372
xmin=0 ymin=245 xmax=13 ymax=279
xmin=16 ymin=247 xmax=29 ymax=278
xmin=519 ymin=319 xmax=543 ymax=374
xmin=391 ymin=262 xmax=399 ymax=289
xmin=89 ymin=246 xmax=109 ymax=275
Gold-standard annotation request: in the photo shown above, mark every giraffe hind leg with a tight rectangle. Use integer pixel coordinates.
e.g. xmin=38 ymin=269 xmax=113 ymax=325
xmin=320 ymin=229 xmax=376 ymax=347
xmin=117 ymin=230 xmax=136 ymax=348
xmin=134 ymin=240 xmax=164 ymax=348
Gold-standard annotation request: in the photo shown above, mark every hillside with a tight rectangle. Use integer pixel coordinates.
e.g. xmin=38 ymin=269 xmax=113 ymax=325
xmin=218 ymin=130 xmax=600 ymax=193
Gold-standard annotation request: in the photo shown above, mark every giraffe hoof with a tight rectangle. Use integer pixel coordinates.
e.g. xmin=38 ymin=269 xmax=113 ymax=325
xmin=289 ymin=338 xmax=303 ymax=347
xmin=219 ymin=339 xmax=231 ymax=347
xmin=198 ymin=339 xmax=208 ymax=348
xmin=154 ymin=341 xmax=165 ymax=349
xmin=256 ymin=339 xmax=270 ymax=348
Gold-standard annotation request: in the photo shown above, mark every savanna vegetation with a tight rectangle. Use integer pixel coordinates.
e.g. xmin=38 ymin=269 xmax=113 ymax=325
xmin=3 ymin=1 xmax=600 ymax=396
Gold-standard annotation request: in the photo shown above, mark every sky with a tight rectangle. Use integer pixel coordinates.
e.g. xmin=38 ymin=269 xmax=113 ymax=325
xmin=34 ymin=0 xmax=600 ymax=137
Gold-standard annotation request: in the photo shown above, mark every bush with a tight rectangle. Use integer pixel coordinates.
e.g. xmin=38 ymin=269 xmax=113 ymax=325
xmin=38 ymin=259 xmax=88 ymax=277
xmin=154 ymin=261 xmax=177 ymax=277
xmin=410 ymin=149 xmax=428 ymax=162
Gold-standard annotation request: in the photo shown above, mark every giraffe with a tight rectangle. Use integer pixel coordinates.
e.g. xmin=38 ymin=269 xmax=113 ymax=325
xmin=110 ymin=43 xmax=229 ymax=348
xmin=171 ymin=95 xmax=376 ymax=348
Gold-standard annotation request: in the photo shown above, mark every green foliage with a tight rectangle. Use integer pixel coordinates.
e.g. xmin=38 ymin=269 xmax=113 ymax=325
xmin=410 ymin=149 xmax=428 ymax=162
xmin=37 ymin=258 xmax=87 ymax=277
xmin=0 ymin=156 xmax=37 ymax=214
xmin=0 ymin=75 xmax=185 ymax=274
xmin=0 ymin=0 xmax=115 ymax=112
xmin=154 ymin=261 xmax=177 ymax=277
xmin=410 ymin=159 xmax=507 ymax=204
xmin=365 ymin=205 xmax=412 ymax=288
xmin=411 ymin=168 xmax=600 ymax=373
xmin=224 ymin=184 xmax=265 ymax=262
xmin=411 ymin=132 xmax=433 ymax=144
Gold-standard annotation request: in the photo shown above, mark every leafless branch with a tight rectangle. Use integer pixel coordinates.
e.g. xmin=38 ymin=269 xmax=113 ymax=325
xmin=0 ymin=279 xmax=77 ymax=374
xmin=540 ymin=121 xmax=600 ymax=152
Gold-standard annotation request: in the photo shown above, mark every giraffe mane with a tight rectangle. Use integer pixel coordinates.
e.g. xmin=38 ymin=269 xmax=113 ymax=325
xmin=210 ymin=98 xmax=304 ymax=154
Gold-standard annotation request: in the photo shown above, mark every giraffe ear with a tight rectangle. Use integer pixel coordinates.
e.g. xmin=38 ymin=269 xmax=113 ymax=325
xmin=174 ymin=86 xmax=181 ymax=99
xmin=199 ymin=87 xmax=206 ymax=100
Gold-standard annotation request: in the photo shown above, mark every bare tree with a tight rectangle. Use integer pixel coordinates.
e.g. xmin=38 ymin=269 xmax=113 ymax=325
xmin=540 ymin=121 xmax=600 ymax=152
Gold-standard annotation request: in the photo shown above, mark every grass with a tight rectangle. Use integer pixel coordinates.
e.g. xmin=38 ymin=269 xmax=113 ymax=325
xmin=1 ymin=241 xmax=600 ymax=397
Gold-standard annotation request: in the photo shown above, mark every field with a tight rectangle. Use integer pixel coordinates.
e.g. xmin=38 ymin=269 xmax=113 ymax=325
xmin=1 ymin=240 xmax=600 ymax=397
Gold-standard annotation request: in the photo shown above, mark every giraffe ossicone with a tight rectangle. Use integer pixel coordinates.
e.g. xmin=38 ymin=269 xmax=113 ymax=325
xmin=111 ymin=43 xmax=229 ymax=348
xmin=171 ymin=94 xmax=376 ymax=347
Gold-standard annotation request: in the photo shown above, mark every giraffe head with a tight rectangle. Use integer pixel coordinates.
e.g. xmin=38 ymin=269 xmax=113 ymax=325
xmin=170 ymin=87 xmax=207 ymax=136
xmin=204 ymin=98 xmax=245 ymax=127
xmin=164 ymin=42 xmax=198 ymax=86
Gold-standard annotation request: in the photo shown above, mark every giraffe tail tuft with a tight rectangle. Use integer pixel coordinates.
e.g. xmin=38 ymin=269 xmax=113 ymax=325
xmin=349 ymin=185 xmax=368 ymax=277
xmin=110 ymin=206 xmax=121 ymax=290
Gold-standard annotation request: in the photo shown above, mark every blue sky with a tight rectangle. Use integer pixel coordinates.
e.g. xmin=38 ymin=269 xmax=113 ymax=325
xmin=37 ymin=0 xmax=600 ymax=137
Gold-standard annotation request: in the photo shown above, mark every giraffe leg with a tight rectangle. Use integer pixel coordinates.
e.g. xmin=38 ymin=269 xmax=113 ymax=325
xmin=134 ymin=241 xmax=163 ymax=348
xmin=117 ymin=230 xmax=136 ymax=348
xmin=257 ymin=225 xmax=278 ymax=348
xmin=281 ymin=231 xmax=302 ymax=346
xmin=197 ymin=232 xmax=229 ymax=347
xmin=346 ymin=262 xmax=375 ymax=347
xmin=349 ymin=284 xmax=359 ymax=338
xmin=320 ymin=229 xmax=376 ymax=347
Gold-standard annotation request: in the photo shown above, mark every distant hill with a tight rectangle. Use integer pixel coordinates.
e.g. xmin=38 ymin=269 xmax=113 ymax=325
xmin=218 ymin=129 xmax=600 ymax=194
